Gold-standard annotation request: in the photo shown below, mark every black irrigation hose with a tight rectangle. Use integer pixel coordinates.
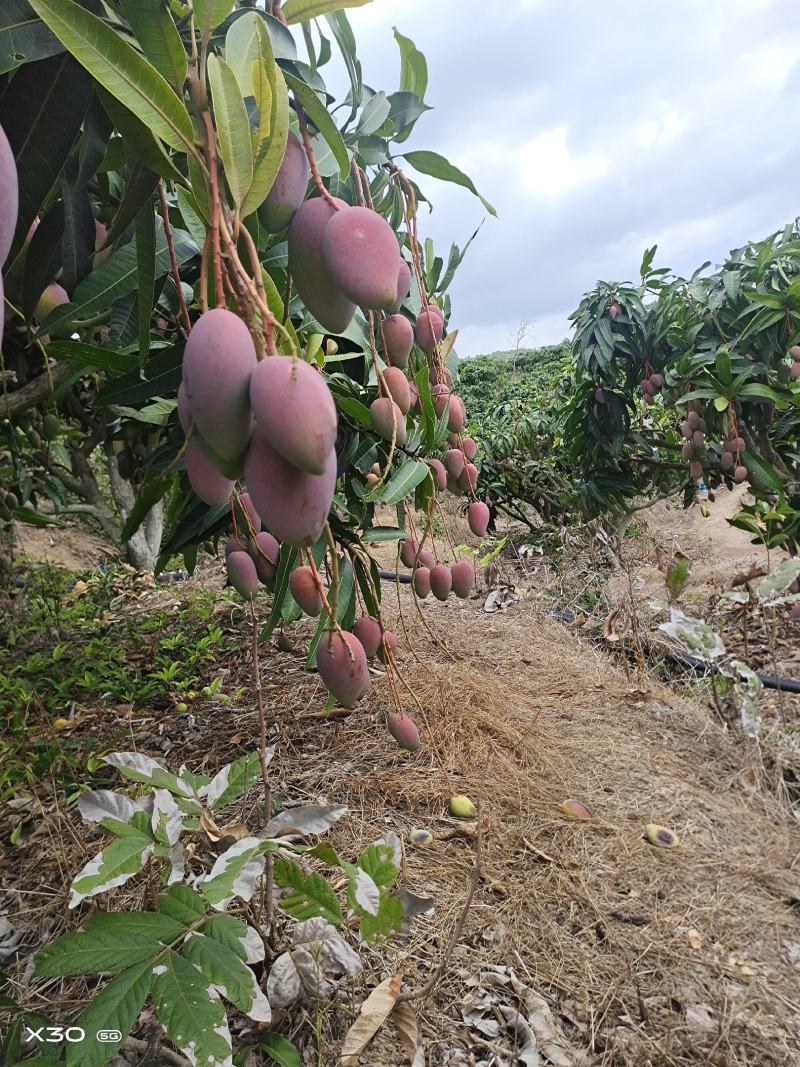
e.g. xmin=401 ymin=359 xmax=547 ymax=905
xmin=378 ymin=569 xmax=412 ymax=584
xmin=550 ymin=609 xmax=800 ymax=695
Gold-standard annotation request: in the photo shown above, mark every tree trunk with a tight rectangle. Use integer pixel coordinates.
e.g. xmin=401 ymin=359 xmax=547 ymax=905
xmin=106 ymin=453 xmax=164 ymax=571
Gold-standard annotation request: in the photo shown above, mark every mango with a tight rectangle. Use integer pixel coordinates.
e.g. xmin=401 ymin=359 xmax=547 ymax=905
xmin=258 ymin=129 xmax=309 ymax=233
xmin=467 ymin=501 xmax=490 ymax=537
xmin=315 ymin=629 xmax=371 ymax=707
xmin=289 ymin=565 xmax=323 ymax=616
xmin=353 ymin=614 xmax=382 ymax=658
xmin=387 ymin=712 xmax=420 ymax=751
xmin=321 ymin=205 xmax=402 ymax=310
xmin=449 ymin=794 xmax=476 ymax=819
xmin=412 ymin=565 xmax=431 ymax=598
xmin=185 ymin=440 xmax=234 ymax=505
xmin=250 ymin=354 xmax=337 ymax=475
xmin=381 ymin=314 xmax=414 ymax=369
xmin=415 ymin=305 xmax=443 ymax=354
xmin=382 ymin=366 xmax=411 ymax=414
xmin=450 ymin=561 xmax=474 ymax=599
xmin=370 ymin=397 xmax=407 ymax=446
xmin=288 ymin=197 xmax=356 ymax=333
xmin=244 ymin=432 xmax=335 ymax=547
xmin=427 ymin=457 xmax=447 ymax=491
xmin=249 ymin=531 xmax=280 ymax=585
xmin=429 ymin=564 xmax=452 ymax=601
xmin=0 ymin=120 xmax=18 ymax=266
xmin=226 ymin=550 xmax=259 ymax=600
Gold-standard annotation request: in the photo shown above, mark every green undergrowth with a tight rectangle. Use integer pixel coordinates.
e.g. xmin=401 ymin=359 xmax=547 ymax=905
xmin=0 ymin=562 xmax=237 ymax=804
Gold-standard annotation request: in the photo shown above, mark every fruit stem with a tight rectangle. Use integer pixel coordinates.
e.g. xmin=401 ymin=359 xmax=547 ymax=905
xmin=198 ymin=110 xmax=225 ymax=308
xmin=295 ymin=101 xmax=341 ymax=212
xmin=249 ymin=600 xmax=274 ymax=928
xmin=158 ymin=181 xmax=192 ymax=336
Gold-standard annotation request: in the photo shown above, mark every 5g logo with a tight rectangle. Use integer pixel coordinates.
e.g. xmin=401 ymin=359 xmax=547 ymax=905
xmin=26 ymin=1028 xmax=122 ymax=1044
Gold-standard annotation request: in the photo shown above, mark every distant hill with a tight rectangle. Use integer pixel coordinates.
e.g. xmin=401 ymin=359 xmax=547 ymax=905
xmin=454 ymin=341 xmax=571 ymax=369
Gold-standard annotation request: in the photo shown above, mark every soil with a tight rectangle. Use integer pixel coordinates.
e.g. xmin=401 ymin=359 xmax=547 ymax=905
xmin=2 ymin=510 xmax=799 ymax=1067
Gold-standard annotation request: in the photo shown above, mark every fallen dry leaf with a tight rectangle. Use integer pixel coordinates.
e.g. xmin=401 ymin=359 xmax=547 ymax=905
xmin=390 ymin=1000 xmax=424 ymax=1065
xmin=340 ymin=974 xmax=401 ymax=1065
xmin=687 ymin=928 xmax=704 ymax=950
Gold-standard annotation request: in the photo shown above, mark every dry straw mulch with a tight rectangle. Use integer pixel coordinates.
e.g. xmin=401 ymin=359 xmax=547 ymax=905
xmin=3 ymin=566 xmax=800 ymax=1067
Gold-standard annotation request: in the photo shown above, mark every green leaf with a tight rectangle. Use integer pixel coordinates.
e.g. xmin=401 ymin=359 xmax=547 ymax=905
xmin=158 ymin=885 xmax=208 ymax=926
xmin=204 ymin=751 xmax=264 ymax=810
xmin=361 ymin=526 xmax=407 ymax=542
xmin=60 ymin=177 xmax=95 ymax=293
xmin=121 ymin=0 xmax=187 ymax=91
xmin=194 ymin=0 xmax=235 ymax=38
xmin=282 ymin=0 xmax=371 ymax=22
xmin=22 ymin=203 xmax=65 ymax=320
xmin=713 ymin=395 xmax=729 ymax=412
xmin=207 ymin=54 xmax=253 ymax=210
xmin=67 ymin=834 xmax=154 ymax=908
xmin=742 ymin=450 xmax=783 ymax=493
xmin=273 ymin=857 xmax=343 ymax=923
xmin=260 ymin=542 xmax=300 ymax=641
xmin=402 ymin=149 xmax=496 ymax=216
xmin=258 ymin=1034 xmax=302 ymax=1067
xmin=202 ymin=915 xmax=262 ymax=963
xmin=357 ymin=842 xmax=398 ymax=890
xmin=66 ymin=960 xmax=153 ymax=1067
xmin=28 ymin=0 xmax=195 ymax=154
xmin=224 ymin=10 xmax=263 ymax=99
xmin=182 ymin=935 xmax=270 ymax=1021
xmin=151 ymin=950 xmax=232 ymax=1067
xmin=359 ymin=894 xmax=404 ymax=942
xmin=36 ymin=913 xmax=181 ymax=976
xmin=0 ymin=51 xmax=91 ymax=253
xmin=0 ymin=1016 xmax=22 ymax=1067
xmin=738 ymin=383 xmax=784 ymax=404
xmin=241 ymin=32 xmax=290 ymax=218
xmin=9 ymin=506 xmax=58 ymax=528
xmin=39 ymin=231 xmax=197 ymax=338
xmin=378 ymin=459 xmax=430 ymax=506
xmin=283 ymin=69 xmax=350 ymax=178
xmin=96 ymin=345 xmax=182 ymax=408
xmin=0 ymin=0 xmax=64 ymax=76
xmin=97 ymin=87 xmax=183 ymax=183
xmin=134 ymin=204 xmax=156 ymax=364
xmin=393 ymin=26 xmax=427 ymax=100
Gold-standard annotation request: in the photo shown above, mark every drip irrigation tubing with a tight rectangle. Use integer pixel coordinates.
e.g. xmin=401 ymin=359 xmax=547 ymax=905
xmin=550 ymin=609 xmax=800 ymax=694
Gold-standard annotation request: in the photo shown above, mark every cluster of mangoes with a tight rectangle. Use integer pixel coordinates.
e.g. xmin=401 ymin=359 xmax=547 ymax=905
xmin=399 ymin=535 xmax=475 ymax=601
xmin=640 ymin=370 xmax=663 ymax=406
xmin=180 ymin=309 xmax=339 ymax=548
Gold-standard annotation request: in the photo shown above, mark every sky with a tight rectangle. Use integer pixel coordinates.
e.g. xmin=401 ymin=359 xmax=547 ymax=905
xmin=328 ymin=0 xmax=800 ymax=357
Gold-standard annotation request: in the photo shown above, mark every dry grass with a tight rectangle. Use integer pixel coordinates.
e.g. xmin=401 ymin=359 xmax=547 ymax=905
xmin=3 ymin=557 xmax=800 ymax=1066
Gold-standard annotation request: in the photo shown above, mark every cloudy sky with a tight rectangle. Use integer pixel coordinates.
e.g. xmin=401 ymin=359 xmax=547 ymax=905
xmin=330 ymin=0 xmax=800 ymax=356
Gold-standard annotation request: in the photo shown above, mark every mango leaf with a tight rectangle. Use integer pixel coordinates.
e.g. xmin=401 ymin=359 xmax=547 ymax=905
xmin=121 ymin=0 xmax=187 ymax=91
xmin=67 ymin=834 xmax=155 ymax=908
xmin=282 ymin=0 xmax=371 ymax=23
xmin=0 ymin=0 xmax=64 ymax=76
xmin=402 ymin=149 xmax=496 ymax=217
xmin=260 ymin=542 xmax=300 ymax=641
xmin=97 ymin=86 xmax=183 ymax=183
xmin=208 ymin=53 xmax=253 ymax=209
xmin=28 ymin=0 xmax=195 ymax=153
xmin=241 ymin=28 xmax=289 ymax=218
xmin=283 ymin=69 xmax=349 ymax=178
xmin=0 ymin=52 xmax=91 ymax=253
xmin=274 ymin=857 xmax=343 ymax=923
xmin=65 ymin=958 xmax=153 ymax=1067
xmin=742 ymin=449 xmax=783 ymax=493
xmin=151 ymin=951 xmax=232 ymax=1067
xmin=38 ymin=230 xmax=197 ymax=338
xmin=194 ymin=0 xmax=236 ymax=38
xmin=22 ymin=203 xmax=65 ymax=320
xmin=96 ymin=346 xmax=182 ymax=408
xmin=393 ymin=26 xmax=427 ymax=99
xmin=60 ymin=175 xmax=95 ymax=293
xmin=224 ymin=10 xmax=262 ymax=99
xmin=378 ymin=460 xmax=430 ymax=506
